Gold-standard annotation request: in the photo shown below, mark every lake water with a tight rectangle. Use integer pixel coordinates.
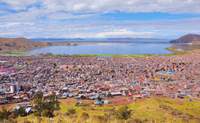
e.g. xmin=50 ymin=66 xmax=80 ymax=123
xmin=28 ymin=42 xmax=172 ymax=55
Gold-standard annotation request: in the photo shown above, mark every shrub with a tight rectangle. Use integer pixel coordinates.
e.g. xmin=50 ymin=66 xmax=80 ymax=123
xmin=23 ymin=119 xmax=32 ymax=123
xmin=66 ymin=108 xmax=76 ymax=116
xmin=42 ymin=109 xmax=54 ymax=118
xmin=80 ymin=112 xmax=90 ymax=122
xmin=0 ymin=107 xmax=11 ymax=120
xmin=32 ymin=92 xmax=60 ymax=118
xmin=14 ymin=107 xmax=27 ymax=117
xmin=92 ymin=115 xmax=107 ymax=123
xmin=115 ymin=106 xmax=132 ymax=120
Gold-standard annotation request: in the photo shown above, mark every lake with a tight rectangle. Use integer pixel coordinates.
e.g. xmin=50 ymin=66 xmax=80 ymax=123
xmin=28 ymin=42 xmax=172 ymax=55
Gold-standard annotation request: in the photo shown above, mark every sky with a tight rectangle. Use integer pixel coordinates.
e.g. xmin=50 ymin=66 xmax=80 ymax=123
xmin=0 ymin=0 xmax=200 ymax=39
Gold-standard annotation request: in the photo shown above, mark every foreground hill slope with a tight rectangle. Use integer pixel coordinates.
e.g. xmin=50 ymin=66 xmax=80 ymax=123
xmin=2 ymin=97 xmax=200 ymax=123
xmin=171 ymin=34 xmax=200 ymax=44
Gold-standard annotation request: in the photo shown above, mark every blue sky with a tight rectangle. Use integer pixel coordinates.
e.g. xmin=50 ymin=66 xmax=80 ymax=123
xmin=0 ymin=0 xmax=200 ymax=39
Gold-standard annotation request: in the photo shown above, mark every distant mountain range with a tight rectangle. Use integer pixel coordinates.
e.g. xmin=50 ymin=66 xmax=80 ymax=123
xmin=171 ymin=34 xmax=200 ymax=44
xmin=32 ymin=38 xmax=169 ymax=43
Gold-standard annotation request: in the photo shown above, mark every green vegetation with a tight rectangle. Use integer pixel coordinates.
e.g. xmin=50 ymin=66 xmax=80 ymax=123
xmin=42 ymin=53 xmax=158 ymax=58
xmin=32 ymin=91 xmax=60 ymax=118
xmin=0 ymin=50 xmax=159 ymax=58
xmin=164 ymin=47 xmax=187 ymax=56
xmin=0 ymin=50 xmax=26 ymax=56
xmin=165 ymin=44 xmax=200 ymax=56
xmin=66 ymin=107 xmax=76 ymax=116
xmin=0 ymin=107 xmax=11 ymax=121
xmin=115 ymin=106 xmax=132 ymax=121
xmin=72 ymin=54 xmax=156 ymax=58
xmin=13 ymin=107 xmax=27 ymax=117
xmin=0 ymin=97 xmax=195 ymax=123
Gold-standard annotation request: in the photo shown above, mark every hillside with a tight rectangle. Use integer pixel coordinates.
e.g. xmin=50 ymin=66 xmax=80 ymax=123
xmin=0 ymin=37 xmax=53 ymax=52
xmin=0 ymin=37 xmax=74 ymax=52
xmin=2 ymin=97 xmax=200 ymax=123
xmin=171 ymin=34 xmax=200 ymax=44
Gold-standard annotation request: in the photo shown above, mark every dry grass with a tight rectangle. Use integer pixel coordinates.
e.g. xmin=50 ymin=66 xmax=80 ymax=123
xmin=0 ymin=97 xmax=196 ymax=123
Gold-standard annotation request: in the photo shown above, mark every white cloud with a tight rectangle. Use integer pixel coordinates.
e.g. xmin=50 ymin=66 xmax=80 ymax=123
xmin=1 ymin=0 xmax=200 ymax=13
xmin=0 ymin=0 xmax=200 ymax=38
xmin=47 ymin=12 xmax=94 ymax=20
xmin=0 ymin=0 xmax=38 ymax=10
xmin=0 ymin=17 xmax=200 ymax=38
xmin=40 ymin=0 xmax=200 ymax=13
xmin=96 ymin=29 xmax=155 ymax=38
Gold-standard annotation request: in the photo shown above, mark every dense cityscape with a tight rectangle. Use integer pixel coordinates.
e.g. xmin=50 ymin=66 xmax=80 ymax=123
xmin=1 ymin=51 xmax=200 ymax=105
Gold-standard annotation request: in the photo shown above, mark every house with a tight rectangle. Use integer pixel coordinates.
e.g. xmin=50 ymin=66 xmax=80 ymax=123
xmin=25 ymin=107 xmax=32 ymax=114
xmin=60 ymin=92 xmax=68 ymax=99
xmin=155 ymin=90 xmax=163 ymax=96
xmin=103 ymin=100 xmax=111 ymax=104
xmin=133 ymin=94 xmax=143 ymax=99
xmin=0 ymin=97 xmax=8 ymax=104
xmin=89 ymin=95 xmax=98 ymax=100
xmin=110 ymin=91 xmax=122 ymax=96
xmin=62 ymin=87 xmax=68 ymax=92
xmin=95 ymin=99 xmax=104 ymax=105
xmin=76 ymin=94 xmax=86 ymax=99
xmin=177 ymin=93 xmax=186 ymax=99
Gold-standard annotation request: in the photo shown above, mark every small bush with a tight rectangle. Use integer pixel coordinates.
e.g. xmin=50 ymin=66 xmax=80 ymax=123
xmin=80 ymin=112 xmax=89 ymax=121
xmin=115 ymin=106 xmax=132 ymax=120
xmin=23 ymin=119 xmax=32 ymax=123
xmin=14 ymin=107 xmax=27 ymax=117
xmin=0 ymin=107 xmax=11 ymax=120
xmin=66 ymin=108 xmax=76 ymax=116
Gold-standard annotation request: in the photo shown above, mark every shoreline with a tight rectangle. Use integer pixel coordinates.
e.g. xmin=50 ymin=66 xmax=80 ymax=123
xmin=0 ymin=49 xmax=186 ymax=58
xmin=0 ymin=43 xmax=197 ymax=58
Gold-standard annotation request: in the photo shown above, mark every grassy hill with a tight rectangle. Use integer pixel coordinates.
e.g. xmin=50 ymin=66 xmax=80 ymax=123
xmin=2 ymin=97 xmax=199 ymax=123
